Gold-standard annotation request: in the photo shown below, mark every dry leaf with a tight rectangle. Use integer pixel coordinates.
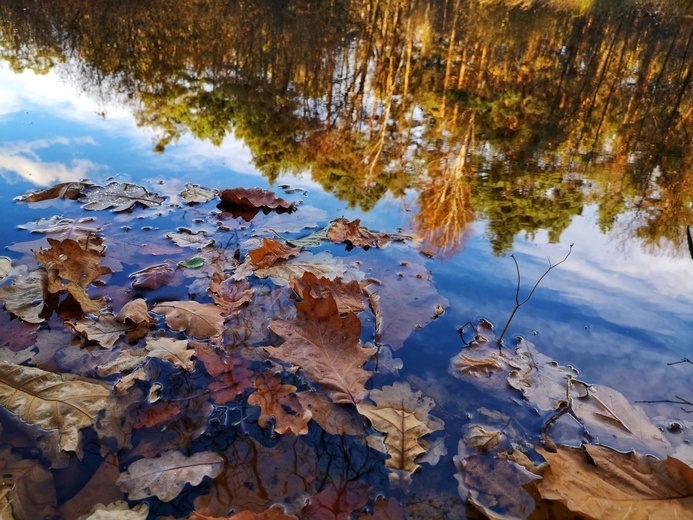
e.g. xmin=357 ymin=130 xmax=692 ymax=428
xmin=248 ymin=238 xmax=302 ymax=269
xmin=166 ymin=229 xmax=215 ymax=249
xmin=356 ymin=382 xmax=444 ymax=482
xmin=145 ymin=335 xmax=195 ymax=371
xmin=16 ymin=181 xmax=89 ymax=203
xmin=115 ymin=298 xmax=154 ymax=327
xmin=33 ymin=238 xmax=111 ymax=314
xmin=0 ymin=274 xmax=45 ymax=323
xmin=69 ymin=314 xmax=139 ymax=349
xmin=209 ymin=277 xmax=254 ymax=317
xmin=536 ymin=444 xmax=693 ymax=519
xmin=76 ymin=500 xmax=149 ymax=520
xmin=296 ymin=390 xmax=363 ymax=436
xmin=266 ymin=290 xmax=376 ymax=404
xmin=291 ymin=271 xmax=364 ymax=315
xmin=220 ymin=187 xmax=296 ymax=214
xmin=152 ymin=301 xmax=225 ymax=339
xmin=81 ymin=182 xmax=164 ymax=212
xmin=181 ymin=184 xmax=218 ymax=204
xmin=0 ymin=362 xmax=111 ymax=454
xmin=248 ymin=370 xmax=311 ymax=435
xmin=327 ymin=218 xmax=400 ymax=249
xmin=117 ymin=450 xmax=224 ymax=502
xmin=130 ymin=263 xmax=181 ymax=290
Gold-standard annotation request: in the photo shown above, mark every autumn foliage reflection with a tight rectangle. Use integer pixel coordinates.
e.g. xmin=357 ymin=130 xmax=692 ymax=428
xmin=2 ymin=0 xmax=693 ymax=255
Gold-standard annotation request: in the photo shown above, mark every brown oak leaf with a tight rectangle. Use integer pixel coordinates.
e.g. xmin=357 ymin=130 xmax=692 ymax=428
xmin=291 ymin=271 xmax=364 ymax=315
xmin=327 ymin=218 xmax=401 ymax=249
xmin=192 ymin=341 xmax=254 ymax=403
xmin=220 ymin=187 xmax=296 ymax=216
xmin=265 ymin=290 xmax=376 ymax=405
xmin=248 ymin=238 xmax=302 ymax=269
xmin=210 ymin=277 xmax=254 ymax=317
xmin=152 ymin=301 xmax=225 ymax=339
xmin=33 ymin=238 xmax=111 ymax=314
xmin=248 ymin=370 xmax=311 ymax=435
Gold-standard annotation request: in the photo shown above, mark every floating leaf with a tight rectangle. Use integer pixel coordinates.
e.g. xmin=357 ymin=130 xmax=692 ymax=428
xmin=152 ymin=301 xmax=225 ymax=339
xmin=76 ymin=500 xmax=149 ymax=520
xmin=291 ymin=271 xmax=364 ymax=315
xmin=145 ymin=335 xmax=195 ymax=372
xmin=179 ymin=257 xmax=205 ymax=269
xmin=166 ymin=229 xmax=215 ymax=249
xmin=18 ymin=215 xmax=102 ymax=239
xmin=130 ymin=263 xmax=180 ymax=290
xmin=235 ymin=251 xmax=347 ymax=287
xmin=248 ymin=238 xmax=302 ymax=269
xmin=210 ymin=277 xmax=254 ymax=317
xmin=118 ymin=450 xmax=224 ymax=502
xmin=0 ymin=273 xmax=45 ymax=323
xmin=266 ymin=289 xmax=376 ymax=405
xmin=536 ymin=444 xmax=693 ymax=520
xmin=0 ymin=362 xmax=111 ymax=454
xmin=327 ymin=218 xmax=403 ymax=249
xmin=181 ymin=184 xmax=218 ymax=204
xmin=0 ymin=257 xmax=11 ymax=280
xmin=0 ymin=448 xmax=59 ymax=520
xmin=81 ymin=182 xmax=164 ymax=212
xmin=248 ymin=370 xmax=311 ymax=435
xmin=356 ymin=382 xmax=444 ymax=482
xmin=220 ymin=187 xmax=296 ymax=215
xmin=33 ymin=238 xmax=111 ymax=314
xmin=16 ymin=181 xmax=89 ymax=203
xmin=69 ymin=314 xmax=140 ymax=349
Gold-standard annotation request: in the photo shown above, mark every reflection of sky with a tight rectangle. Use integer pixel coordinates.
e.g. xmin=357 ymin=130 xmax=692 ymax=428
xmin=1 ymin=59 xmax=691 ymax=428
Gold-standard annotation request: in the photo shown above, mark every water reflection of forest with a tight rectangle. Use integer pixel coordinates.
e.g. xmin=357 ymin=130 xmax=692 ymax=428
xmin=2 ymin=0 xmax=692 ymax=255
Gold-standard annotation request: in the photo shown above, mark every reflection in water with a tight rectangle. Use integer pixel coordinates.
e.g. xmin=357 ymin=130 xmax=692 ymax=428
xmin=1 ymin=0 xmax=692 ymax=256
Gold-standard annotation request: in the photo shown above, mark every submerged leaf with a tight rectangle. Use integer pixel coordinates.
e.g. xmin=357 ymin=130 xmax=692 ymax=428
xmin=0 ymin=273 xmax=45 ymax=323
xmin=0 ymin=448 xmax=59 ymax=520
xmin=536 ymin=444 xmax=693 ymax=520
xmin=0 ymin=362 xmax=110 ymax=454
xmin=81 ymin=182 xmax=164 ymax=212
xmin=266 ymin=290 xmax=375 ymax=404
xmin=118 ymin=450 xmax=224 ymax=502
xmin=248 ymin=370 xmax=311 ymax=435
xmin=152 ymin=301 xmax=225 ymax=339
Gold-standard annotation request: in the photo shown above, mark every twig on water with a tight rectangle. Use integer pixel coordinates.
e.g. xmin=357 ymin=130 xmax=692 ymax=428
xmin=497 ymin=244 xmax=573 ymax=348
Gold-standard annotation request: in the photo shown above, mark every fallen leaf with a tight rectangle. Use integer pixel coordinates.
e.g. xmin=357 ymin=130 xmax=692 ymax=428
xmin=152 ymin=301 xmax=225 ymax=339
xmin=76 ymin=500 xmax=149 ymax=520
xmin=81 ymin=182 xmax=164 ymax=212
xmin=0 ymin=273 xmax=45 ymax=323
xmin=192 ymin=341 xmax=254 ymax=403
xmin=16 ymin=181 xmax=89 ymax=203
xmin=536 ymin=444 xmax=693 ymax=520
xmin=130 ymin=263 xmax=181 ymax=290
xmin=179 ymin=257 xmax=205 ymax=269
xmin=60 ymin=454 xmax=124 ymax=519
xmin=0 ymin=362 xmax=111 ymax=454
xmin=0 ymin=257 xmax=11 ymax=279
xmin=464 ymin=425 xmax=505 ymax=454
xmin=210 ymin=277 xmax=254 ymax=317
xmin=134 ymin=401 xmax=182 ymax=429
xmin=0 ymin=448 xmax=59 ymax=520
xmin=0 ymin=310 xmax=40 ymax=351
xmin=248 ymin=238 xmax=302 ymax=269
xmin=190 ymin=505 xmax=298 ymax=519
xmin=145 ymin=335 xmax=195 ymax=371
xmin=327 ymin=218 xmax=401 ymax=249
xmin=117 ymin=450 xmax=224 ymax=502
xmin=455 ymin=454 xmax=539 ymax=520
xmin=181 ymin=184 xmax=218 ymax=204
xmin=96 ymin=349 xmax=148 ymax=378
xmin=18 ymin=215 xmax=102 ymax=239
xmin=33 ymin=238 xmax=111 ymax=314
xmin=220 ymin=187 xmax=296 ymax=215
xmin=291 ymin=272 xmax=364 ymax=315
xmin=296 ymin=390 xmax=363 ymax=436
xmin=115 ymin=298 xmax=154 ymax=327
xmin=69 ymin=314 xmax=140 ymax=349
xmin=266 ymin=290 xmax=376 ymax=404
xmin=167 ymin=229 xmax=215 ymax=249
xmin=248 ymin=370 xmax=311 ymax=435
xmin=356 ymin=382 xmax=444 ymax=482
xmin=235 ymin=251 xmax=347 ymax=287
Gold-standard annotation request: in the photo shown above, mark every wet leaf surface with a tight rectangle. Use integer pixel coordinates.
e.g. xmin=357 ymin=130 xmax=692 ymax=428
xmin=81 ymin=182 xmax=165 ymax=212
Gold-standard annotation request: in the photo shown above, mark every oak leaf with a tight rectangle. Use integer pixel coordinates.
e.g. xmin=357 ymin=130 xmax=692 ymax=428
xmin=145 ymin=335 xmax=195 ymax=371
xmin=152 ymin=301 xmax=225 ymax=339
xmin=81 ymin=182 xmax=164 ymax=212
xmin=115 ymin=298 xmax=154 ymax=327
xmin=327 ymin=218 xmax=401 ymax=249
xmin=248 ymin=238 xmax=302 ymax=268
xmin=296 ymin=390 xmax=363 ymax=436
xmin=536 ymin=444 xmax=693 ymax=520
xmin=130 ymin=263 xmax=181 ymax=290
xmin=33 ymin=238 xmax=111 ymax=314
xmin=209 ymin=277 xmax=254 ymax=317
xmin=166 ymin=229 xmax=215 ymax=249
xmin=356 ymin=382 xmax=444 ymax=482
xmin=0 ymin=362 xmax=111 ymax=455
xmin=69 ymin=314 xmax=140 ymax=349
xmin=192 ymin=341 xmax=254 ymax=403
xmin=220 ymin=187 xmax=296 ymax=214
xmin=248 ymin=370 xmax=311 ymax=435
xmin=76 ymin=500 xmax=149 ymax=520
xmin=181 ymin=184 xmax=218 ymax=204
xmin=0 ymin=273 xmax=45 ymax=323
xmin=117 ymin=450 xmax=224 ymax=502
xmin=265 ymin=290 xmax=376 ymax=404
xmin=16 ymin=181 xmax=89 ymax=203
xmin=291 ymin=272 xmax=364 ymax=315
xmin=234 ymin=251 xmax=347 ymax=286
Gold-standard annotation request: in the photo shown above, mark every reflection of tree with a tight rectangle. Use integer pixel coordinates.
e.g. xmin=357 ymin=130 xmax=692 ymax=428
xmin=2 ymin=0 xmax=693 ymax=254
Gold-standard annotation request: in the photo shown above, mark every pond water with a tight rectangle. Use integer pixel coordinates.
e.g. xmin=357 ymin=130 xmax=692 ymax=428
xmin=1 ymin=1 xmax=692 ymax=519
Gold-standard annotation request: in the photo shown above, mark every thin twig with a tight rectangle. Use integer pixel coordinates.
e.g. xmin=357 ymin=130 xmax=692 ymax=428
xmin=497 ymin=244 xmax=573 ymax=346
xmin=668 ymin=358 xmax=693 ymax=365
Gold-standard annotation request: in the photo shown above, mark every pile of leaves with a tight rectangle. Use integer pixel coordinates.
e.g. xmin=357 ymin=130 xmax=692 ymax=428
xmin=0 ymin=180 xmax=691 ymax=520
